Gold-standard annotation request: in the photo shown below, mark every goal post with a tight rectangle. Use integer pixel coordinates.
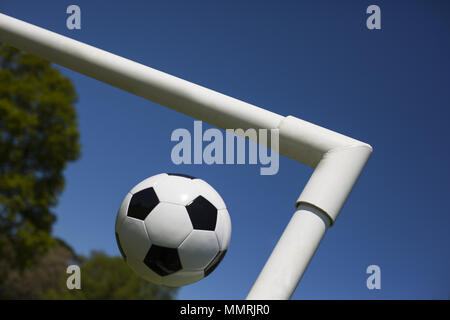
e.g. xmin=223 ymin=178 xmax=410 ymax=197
xmin=0 ymin=13 xmax=372 ymax=300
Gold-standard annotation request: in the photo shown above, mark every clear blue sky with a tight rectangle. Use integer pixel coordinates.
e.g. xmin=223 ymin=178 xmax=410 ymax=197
xmin=1 ymin=0 xmax=449 ymax=299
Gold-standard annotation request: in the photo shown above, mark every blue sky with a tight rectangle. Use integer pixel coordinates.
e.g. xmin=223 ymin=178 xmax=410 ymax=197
xmin=1 ymin=0 xmax=449 ymax=299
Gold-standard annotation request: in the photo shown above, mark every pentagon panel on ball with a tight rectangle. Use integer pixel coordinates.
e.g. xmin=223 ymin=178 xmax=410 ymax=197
xmin=115 ymin=173 xmax=231 ymax=287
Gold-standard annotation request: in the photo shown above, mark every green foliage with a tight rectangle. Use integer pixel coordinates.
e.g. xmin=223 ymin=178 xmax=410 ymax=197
xmin=44 ymin=251 xmax=178 ymax=300
xmin=0 ymin=44 xmax=80 ymax=269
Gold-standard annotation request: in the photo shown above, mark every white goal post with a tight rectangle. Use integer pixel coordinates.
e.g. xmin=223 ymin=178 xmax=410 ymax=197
xmin=0 ymin=13 xmax=372 ymax=300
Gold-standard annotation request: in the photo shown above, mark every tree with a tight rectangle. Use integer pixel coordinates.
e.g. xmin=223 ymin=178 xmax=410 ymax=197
xmin=0 ymin=44 xmax=80 ymax=272
xmin=0 ymin=239 xmax=76 ymax=299
xmin=44 ymin=251 xmax=178 ymax=300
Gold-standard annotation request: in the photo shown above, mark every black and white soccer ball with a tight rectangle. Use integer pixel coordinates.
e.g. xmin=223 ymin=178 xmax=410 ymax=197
xmin=115 ymin=173 xmax=231 ymax=287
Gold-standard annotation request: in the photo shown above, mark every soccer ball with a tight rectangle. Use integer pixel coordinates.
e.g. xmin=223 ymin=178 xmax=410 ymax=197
xmin=115 ymin=173 xmax=231 ymax=287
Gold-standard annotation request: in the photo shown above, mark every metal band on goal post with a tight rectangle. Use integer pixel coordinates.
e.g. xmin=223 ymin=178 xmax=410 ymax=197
xmin=0 ymin=13 xmax=372 ymax=300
